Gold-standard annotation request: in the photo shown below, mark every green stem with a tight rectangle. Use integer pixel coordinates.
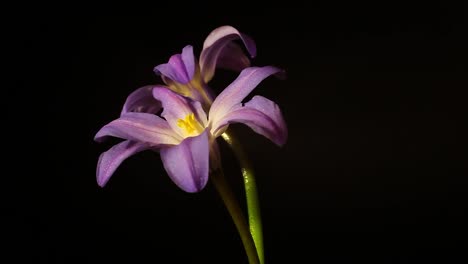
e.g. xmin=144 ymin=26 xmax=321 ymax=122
xmin=211 ymin=169 xmax=260 ymax=264
xmin=221 ymin=131 xmax=264 ymax=264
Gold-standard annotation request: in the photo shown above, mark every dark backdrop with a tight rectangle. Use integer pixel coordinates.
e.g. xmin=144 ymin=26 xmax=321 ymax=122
xmin=6 ymin=2 xmax=467 ymax=263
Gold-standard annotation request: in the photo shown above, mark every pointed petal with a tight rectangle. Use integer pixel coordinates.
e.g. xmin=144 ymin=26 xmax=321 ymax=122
xmin=209 ymin=66 xmax=283 ymax=125
xmin=152 ymin=87 xmax=208 ymax=136
xmin=181 ymin=45 xmax=196 ymax=80
xmin=211 ymin=96 xmax=287 ymax=146
xmin=200 ymin=25 xmax=256 ymax=83
xmin=154 ymin=54 xmax=189 ymax=83
xmin=95 ymin=112 xmax=181 ymax=145
xmin=96 ymin=140 xmax=150 ymax=187
xmin=121 ymin=85 xmax=162 ymax=115
xmin=160 ymin=129 xmax=209 ymax=193
xmin=154 ymin=46 xmax=195 ymax=84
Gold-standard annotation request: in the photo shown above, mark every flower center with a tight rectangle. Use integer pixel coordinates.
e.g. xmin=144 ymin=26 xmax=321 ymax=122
xmin=177 ymin=113 xmax=204 ymax=137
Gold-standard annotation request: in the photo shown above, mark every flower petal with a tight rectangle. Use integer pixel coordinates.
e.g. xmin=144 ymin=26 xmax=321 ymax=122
xmin=96 ymin=140 xmax=150 ymax=187
xmin=121 ymin=85 xmax=162 ymax=115
xmin=215 ymin=42 xmax=252 ymax=71
xmin=95 ymin=112 xmax=181 ymax=145
xmin=209 ymin=66 xmax=283 ymax=125
xmin=211 ymin=96 xmax=288 ymax=146
xmin=160 ymin=129 xmax=209 ymax=193
xmin=154 ymin=45 xmax=195 ymax=84
xmin=200 ymin=25 xmax=256 ymax=83
xmin=181 ymin=45 xmax=196 ymax=80
xmin=152 ymin=87 xmax=208 ymax=136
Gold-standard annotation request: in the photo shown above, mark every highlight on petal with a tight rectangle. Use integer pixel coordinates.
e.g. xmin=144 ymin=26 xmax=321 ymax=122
xmin=202 ymin=26 xmax=256 ymax=57
xmin=211 ymin=96 xmax=288 ymax=146
xmin=96 ymin=140 xmax=150 ymax=187
xmin=121 ymin=85 xmax=162 ymax=115
xmin=152 ymin=87 xmax=208 ymax=137
xmin=160 ymin=129 xmax=210 ymax=193
xmin=209 ymin=66 xmax=284 ymax=125
xmin=200 ymin=25 xmax=257 ymax=83
xmin=94 ymin=112 xmax=181 ymax=145
xmin=154 ymin=45 xmax=196 ymax=84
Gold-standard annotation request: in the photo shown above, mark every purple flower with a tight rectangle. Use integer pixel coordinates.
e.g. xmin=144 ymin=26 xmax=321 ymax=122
xmin=153 ymin=26 xmax=256 ymax=108
xmin=95 ymin=66 xmax=287 ymax=193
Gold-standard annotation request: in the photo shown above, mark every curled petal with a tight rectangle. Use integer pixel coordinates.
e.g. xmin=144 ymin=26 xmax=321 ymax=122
xmin=121 ymin=85 xmax=162 ymax=115
xmin=200 ymin=25 xmax=256 ymax=83
xmin=96 ymin=140 xmax=150 ymax=187
xmin=212 ymin=96 xmax=287 ymax=146
xmin=152 ymin=87 xmax=208 ymax=136
xmin=154 ymin=45 xmax=195 ymax=84
xmin=209 ymin=66 xmax=283 ymax=125
xmin=160 ymin=129 xmax=210 ymax=193
xmin=95 ymin=112 xmax=181 ymax=145
xmin=215 ymin=42 xmax=252 ymax=71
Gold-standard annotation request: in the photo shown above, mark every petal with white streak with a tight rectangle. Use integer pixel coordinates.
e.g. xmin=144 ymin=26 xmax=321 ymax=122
xmin=209 ymin=66 xmax=283 ymax=126
xmin=94 ymin=112 xmax=181 ymax=145
xmin=96 ymin=140 xmax=150 ymax=187
xmin=200 ymin=26 xmax=256 ymax=83
xmin=211 ymin=96 xmax=287 ymax=146
xmin=160 ymin=129 xmax=210 ymax=193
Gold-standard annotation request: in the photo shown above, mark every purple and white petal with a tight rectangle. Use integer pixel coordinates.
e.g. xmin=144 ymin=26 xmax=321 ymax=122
xmin=121 ymin=85 xmax=162 ymax=115
xmin=200 ymin=26 xmax=256 ymax=83
xmin=160 ymin=129 xmax=210 ymax=193
xmin=95 ymin=112 xmax=181 ymax=145
xmin=154 ymin=46 xmax=195 ymax=84
xmin=152 ymin=87 xmax=208 ymax=135
xmin=211 ymin=96 xmax=287 ymax=146
xmin=96 ymin=140 xmax=150 ymax=187
xmin=209 ymin=66 xmax=283 ymax=125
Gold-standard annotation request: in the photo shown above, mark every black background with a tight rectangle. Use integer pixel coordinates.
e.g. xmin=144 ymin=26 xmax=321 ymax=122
xmin=6 ymin=2 xmax=467 ymax=263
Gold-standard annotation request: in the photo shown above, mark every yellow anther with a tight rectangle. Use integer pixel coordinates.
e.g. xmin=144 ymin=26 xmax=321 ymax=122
xmin=177 ymin=113 xmax=203 ymax=137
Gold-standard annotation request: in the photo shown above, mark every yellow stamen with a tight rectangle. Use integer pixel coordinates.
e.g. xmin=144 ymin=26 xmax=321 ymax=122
xmin=177 ymin=113 xmax=203 ymax=137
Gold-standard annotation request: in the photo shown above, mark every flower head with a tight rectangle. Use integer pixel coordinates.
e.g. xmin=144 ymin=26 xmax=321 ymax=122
xmin=95 ymin=66 xmax=287 ymax=192
xmin=153 ymin=26 xmax=257 ymax=109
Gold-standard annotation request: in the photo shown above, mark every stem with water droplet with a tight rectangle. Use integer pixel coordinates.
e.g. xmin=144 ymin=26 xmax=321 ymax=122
xmin=221 ymin=130 xmax=264 ymax=264
xmin=211 ymin=167 xmax=259 ymax=264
